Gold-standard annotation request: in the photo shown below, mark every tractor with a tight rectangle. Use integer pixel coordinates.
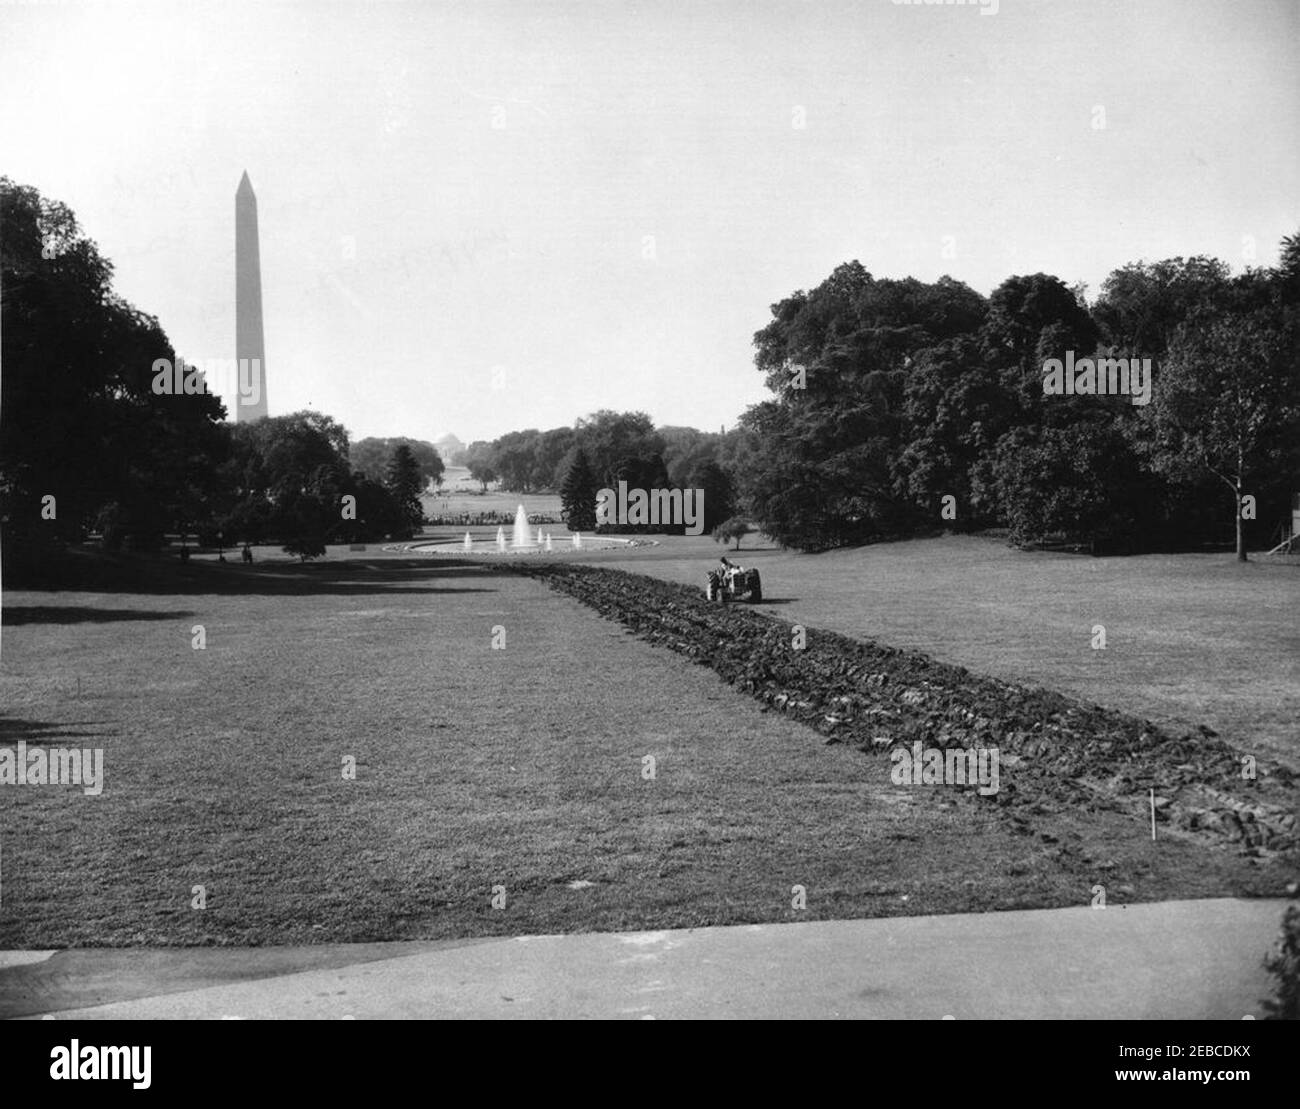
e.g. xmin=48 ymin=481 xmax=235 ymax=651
xmin=705 ymin=561 xmax=762 ymax=603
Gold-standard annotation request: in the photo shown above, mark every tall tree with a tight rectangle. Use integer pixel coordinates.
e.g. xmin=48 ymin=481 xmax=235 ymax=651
xmin=1093 ymin=257 xmax=1232 ymax=357
xmin=489 ymin=428 xmax=542 ymax=492
xmin=660 ymin=426 xmax=721 ymax=487
xmin=1 ymin=177 xmax=227 ymax=560
xmin=743 ymin=265 xmax=985 ymax=549
xmin=218 ymin=412 xmax=353 ymax=556
xmin=464 ymin=441 xmax=497 ymax=491
xmin=385 ymin=443 xmax=425 ymax=537
xmin=531 ymin=426 xmax=578 ymax=490
xmin=280 ymin=462 xmax=346 ymax=561
xmin=1145 ymin=306 xmax=1299 ymax=561
xmin=894 ymin=336 xmax=1009 ymax=527
xmin=988 ymin=420 xmax=1154 ymax=552
xmin=573 ymin=410 xmax=665 ymax=488
xmin=345 ymin=476 xmax=406 ymax=543
xmin=685 ymin=459 xmax=735 ymax=535
xmin=350 ymin=437 xmax=443 ymax=488
xmin=1276 ymin=230 xmax=1300 ymax=306
xmin=559 ymin=447 xmax=598 ymax=531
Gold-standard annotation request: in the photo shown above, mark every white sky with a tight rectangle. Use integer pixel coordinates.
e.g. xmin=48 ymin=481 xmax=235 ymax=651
xmin=2 ymin=0 xmax=1296 ymax=444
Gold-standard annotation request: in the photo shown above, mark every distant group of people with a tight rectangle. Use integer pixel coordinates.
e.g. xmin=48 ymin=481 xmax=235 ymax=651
xmin=208 ymin=543 xmax=254 ymax=564
xmin=427 ymin=511 xmax=561 ymax=527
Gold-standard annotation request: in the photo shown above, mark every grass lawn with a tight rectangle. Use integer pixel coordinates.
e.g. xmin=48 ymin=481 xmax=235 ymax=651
xmin=0 ymin=549 xmax=1290 ymax=947
xmin=575 ymin=533 xmax=1300 ymax=769
xmin=421 ymin=466 xmax=563 ymax=519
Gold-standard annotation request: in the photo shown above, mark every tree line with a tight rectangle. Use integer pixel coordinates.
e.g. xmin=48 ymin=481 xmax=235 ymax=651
xmin=1 ymin=178 xmax=442 ymax=569
xmin=5 ymin=173 xmax=1295 ymax=567
xmin=463 ymin=411 xmax=741 ymax=537
xmin=454 ymin=236 xmax=1299 ymax=558
xmin=736 ymin=248 xmax=1298 ymax=557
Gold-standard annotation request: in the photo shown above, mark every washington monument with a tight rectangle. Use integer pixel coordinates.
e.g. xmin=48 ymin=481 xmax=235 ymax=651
xmin=235 ymin=171 xmax=268 ymax=421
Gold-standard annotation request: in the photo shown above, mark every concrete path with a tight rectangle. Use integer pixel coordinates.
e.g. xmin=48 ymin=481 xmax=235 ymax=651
xmin=3 ymin=898 xmax=1285 ymax=1020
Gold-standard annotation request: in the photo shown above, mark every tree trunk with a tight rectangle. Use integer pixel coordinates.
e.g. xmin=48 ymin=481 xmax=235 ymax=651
xmin=1236 ymin=483 xmax=1247 ymax=562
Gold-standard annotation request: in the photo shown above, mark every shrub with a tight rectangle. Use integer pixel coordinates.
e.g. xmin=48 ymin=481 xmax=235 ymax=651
xmin=713 ymin=517 xmax=752 ymax=550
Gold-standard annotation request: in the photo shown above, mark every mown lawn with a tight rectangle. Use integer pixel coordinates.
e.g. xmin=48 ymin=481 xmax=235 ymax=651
xmin=0 ymin=555 xmax=1284 ymax=947
xmin=582 ymin=533 xmax=1300 ymax=769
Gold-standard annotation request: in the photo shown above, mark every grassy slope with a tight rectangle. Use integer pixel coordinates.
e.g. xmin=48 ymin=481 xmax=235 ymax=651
xmin=573 ymin=533 xmax=1300 ymax=769
xmin=0 ymin=553 xmax=1288 ymax=947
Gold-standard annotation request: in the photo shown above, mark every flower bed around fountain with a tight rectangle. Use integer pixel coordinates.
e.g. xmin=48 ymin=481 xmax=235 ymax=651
xmin=401 ymin=504 xmax=658 ymax=555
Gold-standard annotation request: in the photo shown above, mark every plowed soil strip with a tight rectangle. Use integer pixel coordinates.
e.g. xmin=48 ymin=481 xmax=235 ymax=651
xmin=512 ymin=563 xmax=1297 ymax=864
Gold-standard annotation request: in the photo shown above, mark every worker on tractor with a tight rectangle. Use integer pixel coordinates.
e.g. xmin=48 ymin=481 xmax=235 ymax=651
xmin=707 ymin=556 xmax=761 ymax=603
xmin=706 ymin=557 xmax=730 ymax=602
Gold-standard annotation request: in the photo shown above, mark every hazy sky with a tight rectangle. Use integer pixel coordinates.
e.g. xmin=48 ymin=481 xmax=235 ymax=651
xmin=2 ymin=0 xmax=1296 ymax=444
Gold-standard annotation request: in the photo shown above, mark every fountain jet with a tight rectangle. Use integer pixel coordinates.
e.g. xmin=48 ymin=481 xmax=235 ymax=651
xmin=511 ymin=505 xmax=532 ymax=548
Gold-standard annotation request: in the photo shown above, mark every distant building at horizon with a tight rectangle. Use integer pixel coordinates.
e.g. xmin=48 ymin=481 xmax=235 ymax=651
xmin=235 ymin=171 xmax=268 ymax=421
xmin=436 ymin=433 xmax=467 ymax=466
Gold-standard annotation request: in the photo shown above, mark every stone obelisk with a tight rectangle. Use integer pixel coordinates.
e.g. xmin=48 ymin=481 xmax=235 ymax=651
xmin=235 ymin=171 xmax=268 ymax=421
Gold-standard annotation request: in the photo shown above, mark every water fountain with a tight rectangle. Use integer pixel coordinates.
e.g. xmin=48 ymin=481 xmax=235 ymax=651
xmin=402 ymin=505 xmax=644 ymax=555
xmin=511 ymin=505 xmax=532 ymax=549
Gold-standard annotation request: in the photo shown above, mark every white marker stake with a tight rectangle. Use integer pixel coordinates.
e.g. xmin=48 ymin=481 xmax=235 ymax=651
xmin=1150 ymin=789 xmax=1156 ymax=840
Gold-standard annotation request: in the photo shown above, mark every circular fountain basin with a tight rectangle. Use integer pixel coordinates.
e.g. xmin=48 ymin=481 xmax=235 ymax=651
xmin=392 ymin=504 xmax=657 ymax=555
xmin=401 ymin=535 xmax=654 ymax=555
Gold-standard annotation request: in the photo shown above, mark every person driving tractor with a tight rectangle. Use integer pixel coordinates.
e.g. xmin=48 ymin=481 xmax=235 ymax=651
xmin=707 ymin=556 xmax=761 ymax=603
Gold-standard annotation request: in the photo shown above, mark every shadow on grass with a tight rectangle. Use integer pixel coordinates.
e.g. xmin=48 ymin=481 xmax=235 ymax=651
xmin=0 ymin=717 xmax=119 ymax=744
xmin=6 ymin=551 xmax=508 ymax=598
xmin=2 ymin=607 xmax=197 ymax=626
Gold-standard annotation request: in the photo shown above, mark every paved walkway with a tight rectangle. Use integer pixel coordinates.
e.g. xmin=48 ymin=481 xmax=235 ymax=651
xmin=2 ymin=898 xmax=1284 ymax=1020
